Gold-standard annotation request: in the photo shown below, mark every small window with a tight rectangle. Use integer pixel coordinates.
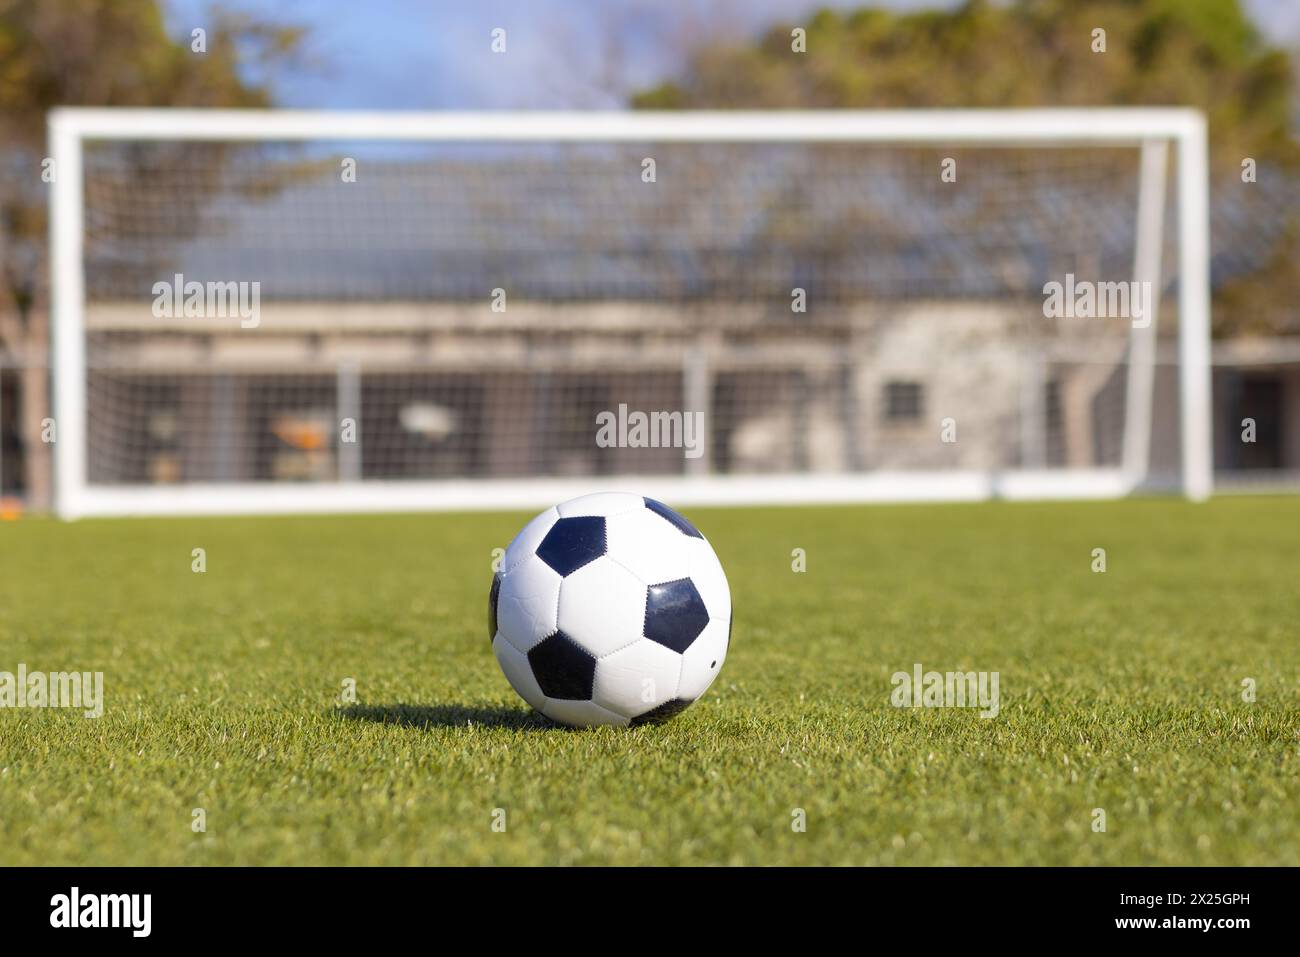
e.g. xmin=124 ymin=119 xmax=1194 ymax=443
xmin=1044 ymin=380 xmax=1063 ymax=434
xmin=883 ymin=381 xmax=924 ymax=423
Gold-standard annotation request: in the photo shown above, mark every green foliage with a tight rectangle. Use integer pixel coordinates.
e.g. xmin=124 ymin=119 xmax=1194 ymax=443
xmin=0 ymin=0 xmax=305 ymax=319
xmin=632 ymin=0 xmax=1297 ymax=167
xmin=1 ymin=499 xmax=1296 ymax=865
xmin=0 ymin=0 xmax=304 ymax=146
xmin=1214 ymin=220 xmax=1300 ymax=336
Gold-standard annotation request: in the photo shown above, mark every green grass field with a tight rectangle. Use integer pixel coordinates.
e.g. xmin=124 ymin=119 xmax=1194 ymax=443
xmin=1 ymin=497 xmax=1296 ymax=865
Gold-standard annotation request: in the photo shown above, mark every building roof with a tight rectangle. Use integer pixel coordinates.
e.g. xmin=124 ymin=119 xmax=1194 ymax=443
xmin=83 ymin=142 xmax=1297 ymax=305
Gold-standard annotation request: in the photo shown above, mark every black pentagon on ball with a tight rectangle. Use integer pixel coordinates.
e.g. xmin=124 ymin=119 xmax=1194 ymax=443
xmin=644 ymin=578 xmax=710 ymax=653
xmin=527 ymin=630 xmax=596 ymax=700
xmin=643 ymin=497 xmax=703 ymax=539
xmin=488 ymin=572 xmax=501 ymax=644
xmin=631 ymin=697 xmax=694 ymax=726
xmin=536 ymin=516 xmax=607 ymax=576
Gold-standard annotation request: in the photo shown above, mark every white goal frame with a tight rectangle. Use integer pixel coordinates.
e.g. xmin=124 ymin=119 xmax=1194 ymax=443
xmin=48 ymin=108 xmax=1212 ymax=518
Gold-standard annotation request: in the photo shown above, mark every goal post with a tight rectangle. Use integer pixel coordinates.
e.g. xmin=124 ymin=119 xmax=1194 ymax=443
xmin=48 ymin=108 xmax=1212 ymax=518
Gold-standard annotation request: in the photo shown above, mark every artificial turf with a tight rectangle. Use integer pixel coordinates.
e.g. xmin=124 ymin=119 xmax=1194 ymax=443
xmin=0 ymin=496 xmax=1296 ymax=865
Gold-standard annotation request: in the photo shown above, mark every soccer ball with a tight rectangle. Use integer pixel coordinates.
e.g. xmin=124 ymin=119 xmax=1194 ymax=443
xmin=489 ymin=492 xmax=732 ymax=727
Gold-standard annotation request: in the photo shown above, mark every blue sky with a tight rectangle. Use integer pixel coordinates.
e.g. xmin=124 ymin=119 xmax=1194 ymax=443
xmin=165 ymin=0 xmax=1300 ymax=111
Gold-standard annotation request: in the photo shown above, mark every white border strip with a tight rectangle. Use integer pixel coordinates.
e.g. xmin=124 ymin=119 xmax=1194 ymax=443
xmin=1176 ymin=115 xmax=1213 ymax=501
xmin=49 ymin=114 xmax=86 ymax=520
xmin=49 ymin=107 xmax=1206 ymax=144
xmin=72 ymin=471 xmax=1136 ymax=519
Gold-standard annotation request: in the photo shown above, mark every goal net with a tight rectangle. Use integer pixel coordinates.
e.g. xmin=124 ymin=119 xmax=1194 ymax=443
xmin=49 ymin=110 xmax=1212 ymax=517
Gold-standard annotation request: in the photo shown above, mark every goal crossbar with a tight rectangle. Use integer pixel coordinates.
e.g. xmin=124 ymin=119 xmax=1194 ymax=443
xmin=51 ymin=107 xmax=1205 ymax=144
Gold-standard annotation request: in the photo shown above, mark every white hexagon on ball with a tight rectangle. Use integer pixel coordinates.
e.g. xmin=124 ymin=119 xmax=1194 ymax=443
xmin=593 ymin=639 xmax=684 ymax=719
xmin=494 ymin=553 xmax=562 ymax=654
xmin=492 ymin=634 xmax=547 ymax=712
xmin=557 ymin=557 xmax=647 ymax=658
xmin=501 ymin=506 xmax=558 ymax=575
xmin=556 ymin=491 xmax=645 ymax=519
xmin=677 ymin=615 xmax=729 ymax=702
xmin=604 ymin=506 xmax=692 ymax=586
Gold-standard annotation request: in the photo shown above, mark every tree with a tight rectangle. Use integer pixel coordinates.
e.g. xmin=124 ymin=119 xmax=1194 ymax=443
xmin=0 ymin=0 xmax=305 ymax=505
xmin=633 ymin=0 xmax=1295 ymax=163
